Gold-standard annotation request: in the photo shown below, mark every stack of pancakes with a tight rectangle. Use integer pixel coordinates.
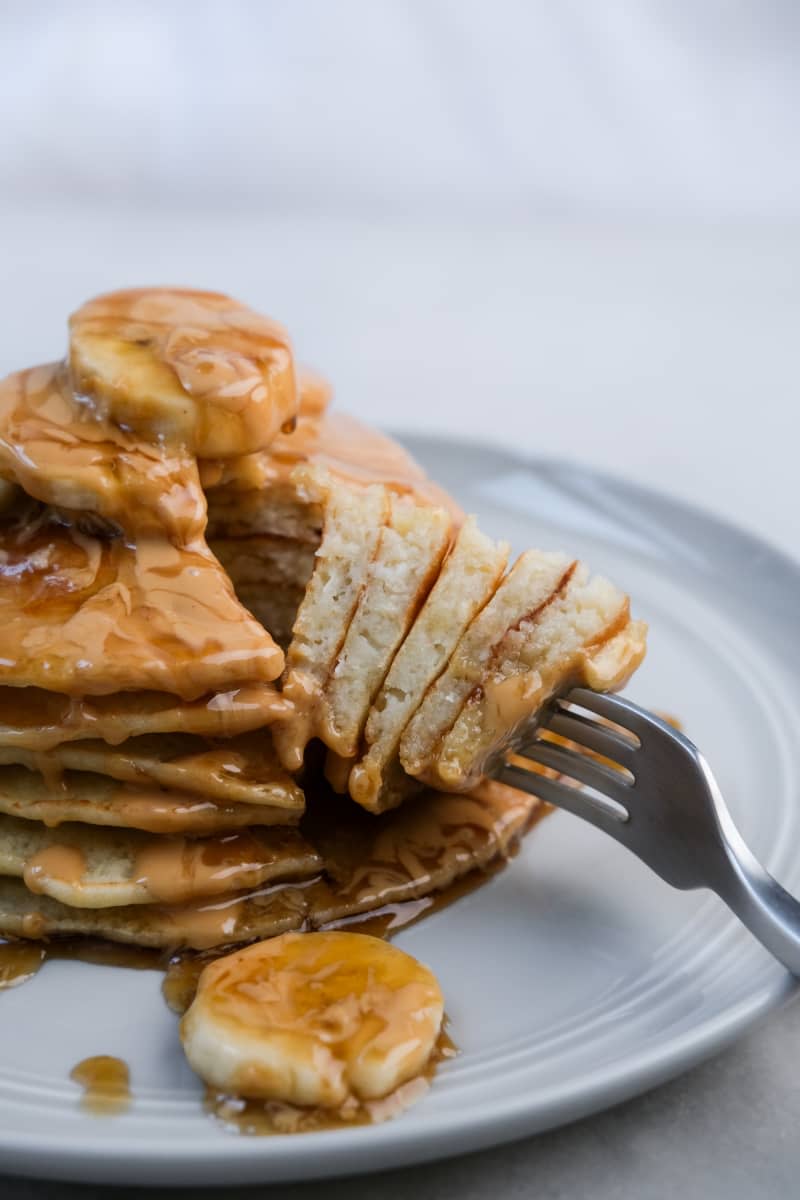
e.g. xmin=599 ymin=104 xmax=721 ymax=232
xmin=0 ymin=288 xmax=646 ymax=953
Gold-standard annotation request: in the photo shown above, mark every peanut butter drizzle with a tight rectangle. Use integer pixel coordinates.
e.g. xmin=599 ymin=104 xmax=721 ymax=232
xmin=23 ymin=844 xmax=86 ymax=895
xmin=70 ymin=1055 xmax=131 ymax=1115
xmin=170 ymin=893 xmax=246 ymax=950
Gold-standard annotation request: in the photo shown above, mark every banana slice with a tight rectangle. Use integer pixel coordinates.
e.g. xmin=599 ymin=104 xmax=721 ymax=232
xmin=69 ymin=288 xmax=298 ymax=457
xmin=180 ymin=931 xmax=444 ymax=1106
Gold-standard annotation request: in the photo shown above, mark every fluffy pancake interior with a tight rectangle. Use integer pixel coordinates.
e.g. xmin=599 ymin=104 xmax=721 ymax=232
xmin=399 ymin=550 xmax=573 ymax=779
xmin=321 ymin=494 xmax=452 ymax=762
xmin=432 ymin=571 xmax=646 ymax=788
xmin=349 ymin=517 xmax=509 ymax=813
xmin=273 ymin=472 xmax=390 ymax=772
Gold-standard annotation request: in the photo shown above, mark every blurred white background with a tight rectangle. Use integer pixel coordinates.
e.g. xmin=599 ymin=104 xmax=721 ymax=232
xmin=0 ymin=0 xmax=798 ymax=555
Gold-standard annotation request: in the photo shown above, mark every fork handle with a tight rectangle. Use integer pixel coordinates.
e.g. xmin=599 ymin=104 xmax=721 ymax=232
xmin=712 ymin=807 xmax=800 ymax=977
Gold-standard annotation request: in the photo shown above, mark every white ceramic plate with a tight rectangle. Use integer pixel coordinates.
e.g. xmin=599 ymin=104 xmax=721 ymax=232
xmin=1 ymin=437 xmax=799 ymax=1186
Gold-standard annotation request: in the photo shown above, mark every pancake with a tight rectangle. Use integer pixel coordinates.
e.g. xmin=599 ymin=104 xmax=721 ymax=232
xmin=322 ymin=493 xmax=452 ymax=762
xmin=0 ymin=504 xmax=283 ymax=697
xmin=0 ymin=781 xmax=542 ymax=948
xmin=273 ymin=472 xmax=390 ymax=771
xmin=0 ymin=815 xmax=321 ymax=908
xmin=0 ymin=767 xmax=301 ymax=834
xmin=399 ymin=551 xmax=574 ymax=779
xmin=348 ymin=517 xmax=509 ymax=812
xmin=0 ymin=876 xmax=309 ymax=950
xmin=0 ymin=685 xmax=289 ymax=752
xmin=0 ymin=733 xmax=303 ymax=810
xmin=305 ymin=780 xmax=540 ymax=926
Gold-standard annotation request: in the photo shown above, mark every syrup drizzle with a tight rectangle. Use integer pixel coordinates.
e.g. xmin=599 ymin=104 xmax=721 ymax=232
xmin=70 ymin=1055 xmax=131 ymax=1115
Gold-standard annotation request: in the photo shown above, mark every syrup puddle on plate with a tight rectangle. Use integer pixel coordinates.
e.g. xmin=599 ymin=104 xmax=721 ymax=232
xmin=70 ymin=1055 xmax=131 ymax=1115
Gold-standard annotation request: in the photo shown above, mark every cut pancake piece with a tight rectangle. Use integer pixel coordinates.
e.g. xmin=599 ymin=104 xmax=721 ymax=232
xmin=306 ymin=781 xmax=541 ymax=927
xmin=0 ymin=815 xmax=321 ymax=908
xmin=0 ymin=768 xmax=301 ymax=835
xmin=348 ymin=518 xmax=509 ymax=812
xmin=431 ymin=570 xmax=648 ymax=788
xmin=0 ymin=508 xmax=283 ymax=697
xmin=400 ymin=550 xmax=574 ymax=780
xmin=0 ymin=733 xmax=303 ymax=811
xmin=273 ymin=472 xmax=390 ymax=771
xmin=0 ymin=876 xmax=309 ymax=950
xmin=0 ymin=685 xmax=289 ymax=752
xmin=322 ymin=493 xmax=452 ymax=762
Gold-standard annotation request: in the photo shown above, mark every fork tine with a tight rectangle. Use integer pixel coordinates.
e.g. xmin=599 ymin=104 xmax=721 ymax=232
xmin=517 ymin=738 xmax=633 ymax=805
xmin=545 ymin=707 xmax=639 ymax=770
xmin=499 ymin=761 xmax=629 ymax=839
xmin=567 ymin=687 xmax=655 ymax=741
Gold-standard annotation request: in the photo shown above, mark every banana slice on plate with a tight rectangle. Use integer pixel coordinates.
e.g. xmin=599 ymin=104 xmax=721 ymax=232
xmin=180 ymin=931 xmax=444 ymax=1107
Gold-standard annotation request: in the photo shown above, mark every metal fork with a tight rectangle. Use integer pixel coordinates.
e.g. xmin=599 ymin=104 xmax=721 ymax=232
xmin=499 ymin=687 xmax=800 ymax=976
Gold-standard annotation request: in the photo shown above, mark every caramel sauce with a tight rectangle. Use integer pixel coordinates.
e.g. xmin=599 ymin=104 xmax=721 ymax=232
xmin=70 ymin=1055 xmax=131 ymax=1115
xmin=1 ymin=934 xmax=164 ymax=984
xmin=0 ymin=938 xmax=46 ymax=988
xmin=163 ymin=950 xmax=215 ymax=1015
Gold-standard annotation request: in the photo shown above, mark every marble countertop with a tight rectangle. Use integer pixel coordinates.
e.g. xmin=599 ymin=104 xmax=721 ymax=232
xmin=0 ymin=211 xmax=798 ymax=1198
